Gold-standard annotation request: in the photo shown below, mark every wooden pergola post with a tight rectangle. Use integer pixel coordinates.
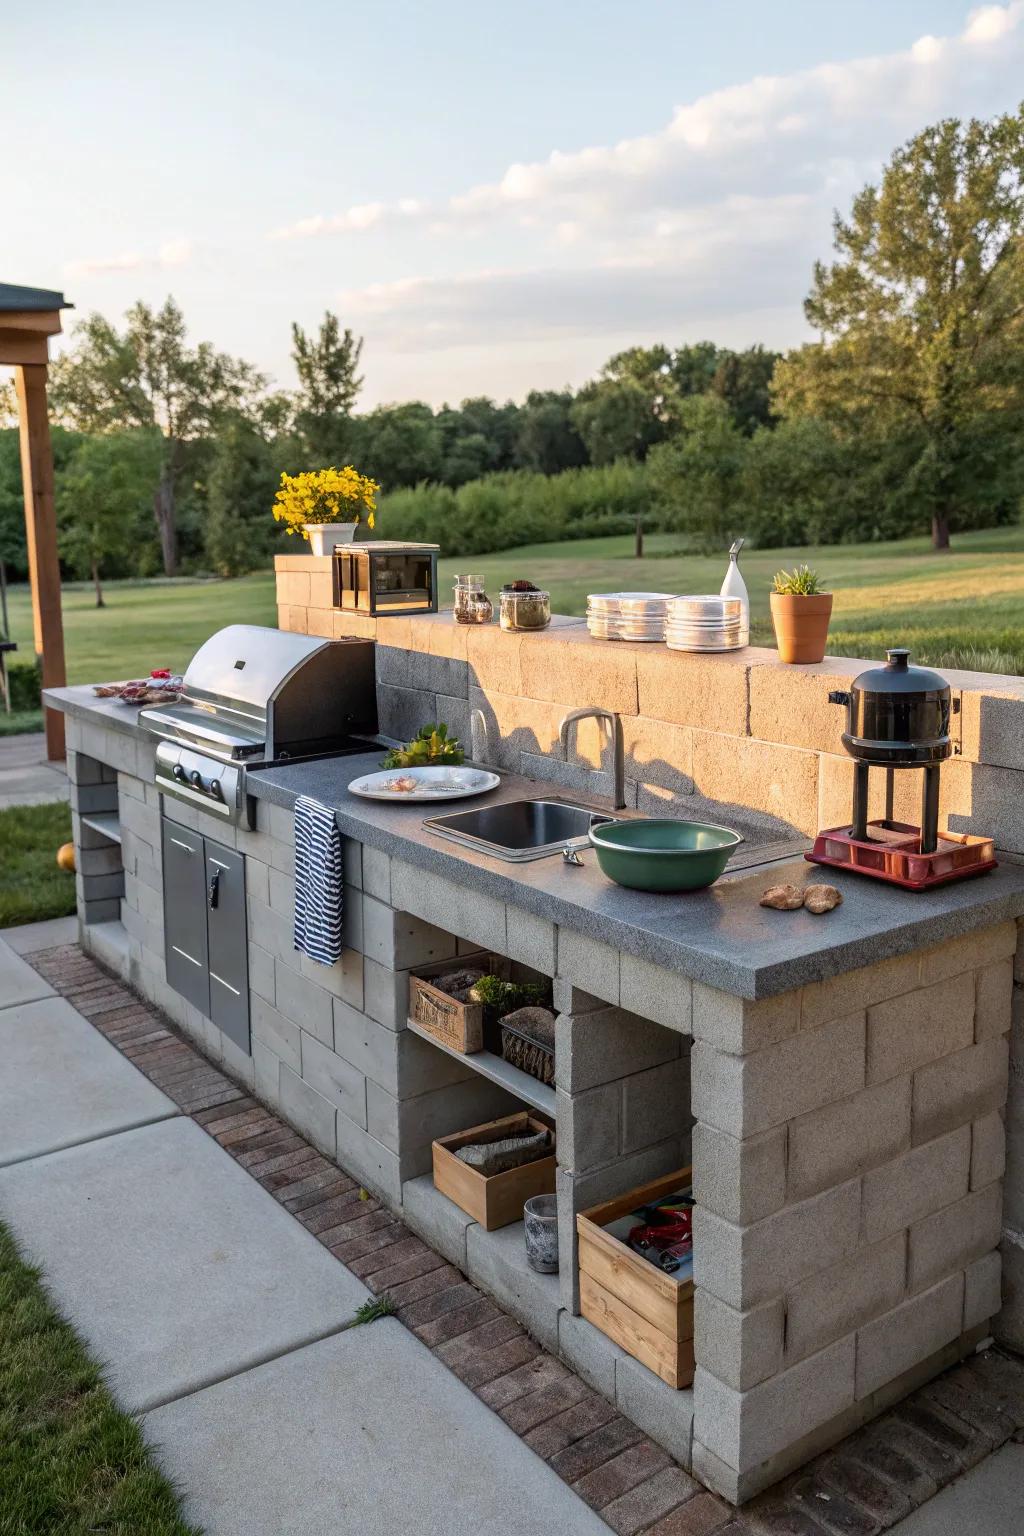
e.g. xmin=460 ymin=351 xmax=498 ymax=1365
xmin=16 ymin=364 xmax=66 ymax=758
xmin=0 ymin=283 xmax=72 ymax=760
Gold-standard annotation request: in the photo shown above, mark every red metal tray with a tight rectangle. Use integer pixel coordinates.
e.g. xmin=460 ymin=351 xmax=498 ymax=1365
xmin=806 ymin=821 xmax=997 ymax=891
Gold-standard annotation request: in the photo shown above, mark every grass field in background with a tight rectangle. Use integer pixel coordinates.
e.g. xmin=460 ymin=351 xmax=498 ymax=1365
xmin=0 ymin=804 xmax=77 ymax=926
xmin=5 ymin=524 xmax=1024 ymax=685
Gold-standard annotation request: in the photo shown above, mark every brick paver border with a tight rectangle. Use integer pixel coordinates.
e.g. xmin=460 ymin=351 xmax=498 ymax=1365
xmin=23 ymin=941 xmax=1024 ymax=1536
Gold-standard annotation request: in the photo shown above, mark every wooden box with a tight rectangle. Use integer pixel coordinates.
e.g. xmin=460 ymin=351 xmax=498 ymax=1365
xmin=432 ymin=1112 xmax=556 ymax=1231
xmin=577 ymin=1168 xmax=694 ymax=1389
xmin=409 ymin=951 xmax=510 ymax=1055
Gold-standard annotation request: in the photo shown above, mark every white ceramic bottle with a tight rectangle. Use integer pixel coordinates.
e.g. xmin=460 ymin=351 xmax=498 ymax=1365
xmin=720 ymin=538 xmax=750 ymax=647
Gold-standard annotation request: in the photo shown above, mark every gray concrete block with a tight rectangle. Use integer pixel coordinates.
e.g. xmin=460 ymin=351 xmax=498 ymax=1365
xmin=867 ymin=972 xmax=975 ymax=1085
xmin=298 ymin=947 xmax=363 ymax=1010
xmin=855 ymin=1273 xmax=964 ymax=1399
xmin=908 ymin=1182 xmax=1002 ymax=1295
xmin=691 ymin=1011 xmax=866 ymax=1138
xmin=252 ymin=1039 xmax=282 ymax=1105
xmin=919 ymin=920 xmax=1017 ymax=985
xmin=465 ymin=1220 xmax=561 ymax=1353
xmin=366 ymin=1076 xmax=518 ymax=1166
xmin=278 ymin=1064 xmax=337 ymax=1157
xmin=691 ymin=1121 xmax=786 ymax=1227
xmin=505 ymin=905 xmax=556 ymax=975
xmin=275 ymin=962 xmax=334 ymax=1047
xmin=971 ymin=1110 xmax=1006 ymax=1190
xmin=361 ymin=893 xmax=460 ymax=970
xmin=361 ymin=844 xmax=391 ymax=904
xmin=390 ymin=860 xmax=506 ymax=955
xmin=620 ymin=953 xmax=691 ymax=1033
xmin=342 ymin=835 xmax=362 ymax=890
xmin=333 ymin=998 xmax=475 ymax=1096
xmin=248 ymin=945 xmax=275 ymax=1006
xmin=401 ymin=1172 xmax=475 ymax=1271
xmin=787 ymin=1075 xmax=912 ymax=1203
xmin=555 ymin=1005 xmax=680 ymax=1094
xmin=251 ymin=997 xmax=301 ymax=1074
xmin=556 ymin=928 xmax=620 ymax=1006
xmin=267 ymin=867 xmax=294 ymax=923
xmin=551 ymin=977 xmax=605 ymax=1015
xmin=378 ymin=683 xmax=438 ymax=744
xmin=862 ymin=1125 xmax=971 ymax=1244
xmin=363 ymin=957 xmax=410 ymax=1030
xmin=556 ymin=1083 xmax=620 ymax=1172
xmin=693 ymin=1289 xmax=783 ymax=1392
xmin=912 ymin=1036 xmax=1009 ymax=1146
xmin=693 ymin=1334 xmax=856 ymax=1473
xmin=693 ymin=1178 xmax=862 ymax=1312
xmin=219 ymin=1031 xmax=255 ymax=1090
xmin=0 ymin=1117 xmax=368 ymax=1415
xmin=78 ymin=842 xmax=123 ymax=877
xmin=614 ymin=1353 xmax=695 ymax=1467
xmin=558 ymin=1308 xmax=626 ymax=1399
xmin=0 ymin=995 xmax=177 ymax=1167
xmin=785 ymin=1233 xmax=906 ymax=1365
xmin=964 ymin=1250 xmax=1002 ymax=1332
xmin=800 ymin=950 xmax=922 ymax=1030
xmin=335 ymin=1110 xmax=403 ymax=1206
xmin=621 ymin=1057 xmax=691 ymax=1154
xmin=300 ymin=1031 xmax=367 ymax=1128
xmin=976 ymin=958 xmax=1013 ymax=1041
xmin=142 ymin=1321 xmax=608 ymax=1536
xmin=692 ymin=983 xmax=800 ymax=1053
xmin=86 ymin=896 xmax=128 ymax=926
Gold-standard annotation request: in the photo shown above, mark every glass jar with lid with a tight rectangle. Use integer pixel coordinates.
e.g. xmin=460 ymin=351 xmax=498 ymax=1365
xmin=499 ymin=584 xmax=551 ymax=631
xmin=453 ymin=574 xmax=493 ymax=624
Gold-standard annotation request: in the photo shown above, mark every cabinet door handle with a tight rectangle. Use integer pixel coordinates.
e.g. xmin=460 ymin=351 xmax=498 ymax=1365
xmin=208 ymin=869 xmax=221 ymax=909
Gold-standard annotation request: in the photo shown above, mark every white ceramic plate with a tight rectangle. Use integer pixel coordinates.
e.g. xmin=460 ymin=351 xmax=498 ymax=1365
xmin=348 ymin=765 xmax=501 ymax=802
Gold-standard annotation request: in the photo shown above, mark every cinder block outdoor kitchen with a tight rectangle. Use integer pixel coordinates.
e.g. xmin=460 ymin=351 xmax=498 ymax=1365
xmin=43 ymin=551 xmax=1024 ymax=1505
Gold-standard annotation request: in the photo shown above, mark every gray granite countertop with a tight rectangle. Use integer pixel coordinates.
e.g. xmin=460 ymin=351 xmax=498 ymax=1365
xmin=46 ymin=685 xmax=1024 ymax=998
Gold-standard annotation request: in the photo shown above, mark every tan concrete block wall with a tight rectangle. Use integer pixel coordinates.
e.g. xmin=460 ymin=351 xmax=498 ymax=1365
xmin=278 ymin=558 xmax=1024 ymax=853
xmin=688 ymin=925 xmax=1012 ymax=1495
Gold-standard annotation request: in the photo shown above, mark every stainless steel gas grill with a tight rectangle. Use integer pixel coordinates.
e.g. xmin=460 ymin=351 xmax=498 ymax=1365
xmin=141 ymin=624 xmax=378 ymax=828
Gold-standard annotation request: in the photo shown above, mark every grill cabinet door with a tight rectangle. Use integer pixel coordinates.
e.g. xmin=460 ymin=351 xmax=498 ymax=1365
xmin=162 ymin=819 xmax=210 ymax=1016
xmin=204 ymin=837 xmax=250 ymax=1054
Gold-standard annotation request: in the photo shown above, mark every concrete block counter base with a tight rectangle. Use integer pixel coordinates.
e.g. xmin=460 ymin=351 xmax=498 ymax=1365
xmin=10 ymin=929 xmax=1024 ymax=1536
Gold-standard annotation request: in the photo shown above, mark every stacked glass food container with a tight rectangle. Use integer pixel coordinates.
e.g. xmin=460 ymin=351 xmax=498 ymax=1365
xmin=586 ymin=592 xmax=676 ymax=642
xmin=665 ymin=595 xmax=745 ymax=652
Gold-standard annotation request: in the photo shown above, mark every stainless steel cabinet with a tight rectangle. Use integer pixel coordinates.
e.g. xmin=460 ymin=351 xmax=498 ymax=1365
xmin=162 ymin=817 xmax=250 ymax=1053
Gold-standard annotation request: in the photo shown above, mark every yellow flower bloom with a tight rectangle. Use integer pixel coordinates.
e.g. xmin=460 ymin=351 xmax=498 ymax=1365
xmin=272 ymin=466 xmax=380 ymax=540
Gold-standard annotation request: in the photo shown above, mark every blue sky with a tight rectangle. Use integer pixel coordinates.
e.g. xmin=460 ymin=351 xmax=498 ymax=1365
xmin=2 ymin=2 xmax=1022 ymax=405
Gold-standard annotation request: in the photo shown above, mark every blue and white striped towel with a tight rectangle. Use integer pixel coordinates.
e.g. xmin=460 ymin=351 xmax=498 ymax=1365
xmin=293 ymin=796 xmax=343 ymax=965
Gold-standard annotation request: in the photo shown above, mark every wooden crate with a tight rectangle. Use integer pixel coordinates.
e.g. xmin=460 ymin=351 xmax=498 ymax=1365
xmin=432 ymin=1111 xmax=556 ymax=1231
xmin=408 ymin=951 xmax=510 ymax=1054
xmin=577 ymin=1167 xmax=694 ymax=1389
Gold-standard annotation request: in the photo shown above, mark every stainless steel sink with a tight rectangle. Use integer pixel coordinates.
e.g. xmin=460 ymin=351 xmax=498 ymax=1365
xmin=424 ymin=799 xmax=614 ymax=862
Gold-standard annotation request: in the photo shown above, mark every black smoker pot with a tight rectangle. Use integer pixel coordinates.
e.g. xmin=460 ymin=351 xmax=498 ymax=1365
xmin=828 ymin=649 xmax=958 ymax=855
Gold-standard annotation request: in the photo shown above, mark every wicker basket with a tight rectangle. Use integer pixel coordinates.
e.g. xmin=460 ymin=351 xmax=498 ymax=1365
xmin=408 ymin=952 xmax=511 ymax=1055
xmin=500 ymin=1017 xmax=555 ymax=1086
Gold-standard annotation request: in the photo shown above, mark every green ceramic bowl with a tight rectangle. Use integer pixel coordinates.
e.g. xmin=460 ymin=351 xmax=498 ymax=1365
xmin=588 ymin=818 xmax=743 ymax=892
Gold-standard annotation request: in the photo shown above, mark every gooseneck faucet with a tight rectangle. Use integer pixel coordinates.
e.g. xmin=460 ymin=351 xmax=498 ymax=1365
xmin=559 ymin=707 xmax=626 ymax=811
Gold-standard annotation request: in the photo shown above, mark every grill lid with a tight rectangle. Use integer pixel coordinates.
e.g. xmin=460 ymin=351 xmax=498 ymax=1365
xmin=182 ymin=625 xmax=336 ymax=712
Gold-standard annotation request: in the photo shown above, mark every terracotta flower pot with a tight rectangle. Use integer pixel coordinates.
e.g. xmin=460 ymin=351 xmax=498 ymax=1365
xmin=770 ymin=591 xmax=833 ymax=665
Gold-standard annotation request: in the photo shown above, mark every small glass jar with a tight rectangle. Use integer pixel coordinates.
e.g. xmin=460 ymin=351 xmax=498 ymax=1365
xmin=500 ymin=588 xmax=551 ymax=631
xmin=453 ymin=574 xmax=493 ymax=624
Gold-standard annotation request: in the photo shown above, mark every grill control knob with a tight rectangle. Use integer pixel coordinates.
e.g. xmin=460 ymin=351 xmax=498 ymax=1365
xmin=208 ymin=780 xmax=223 ymax=801
xmin=172 ymin=765 xmax=187 ymax=783
xmin=189 ymin=770 xmax=204 ymax=790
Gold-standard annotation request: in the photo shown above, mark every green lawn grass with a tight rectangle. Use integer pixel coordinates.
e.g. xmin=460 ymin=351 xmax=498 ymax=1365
xmin=0 ymin=804 xmax=77 ymax=927
xmin=0 ymin=1221 xmax=201 ymax=1535
xmin=5 ymin=524 xmax=1024 ymax=683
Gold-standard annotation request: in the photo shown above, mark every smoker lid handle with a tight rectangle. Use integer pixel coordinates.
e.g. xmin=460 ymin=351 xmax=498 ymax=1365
xmin=828 ymin=690 xmax=851 ymax=706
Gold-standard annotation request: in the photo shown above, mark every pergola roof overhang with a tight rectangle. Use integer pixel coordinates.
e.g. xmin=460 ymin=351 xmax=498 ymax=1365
xmin=2 ymin=281 xmax=74 ymax=759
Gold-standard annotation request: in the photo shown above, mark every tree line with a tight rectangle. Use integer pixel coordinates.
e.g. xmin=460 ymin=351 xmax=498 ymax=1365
xmin=1 ymin=103 xmax=1022 ymax=599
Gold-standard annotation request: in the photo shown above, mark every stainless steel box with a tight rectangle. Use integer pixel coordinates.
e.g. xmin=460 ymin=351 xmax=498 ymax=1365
xmin=334 ymin=541 xmax=440 ymax=615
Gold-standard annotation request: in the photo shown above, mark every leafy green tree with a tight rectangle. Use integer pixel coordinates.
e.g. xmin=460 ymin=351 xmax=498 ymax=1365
xmin=356 ymin=402 xmax=443 ymax=489
xmin=515 ymin=390 xmax=588 ymax=474
xmin=436 ymin=396 xmax=520 ymax=484
xmin=667 ymin=342 xmax=721 ymax=398
xmin=205 ymin=416 xmax=284 ymax=576
xmin=647 ymin=395 xmax=748 ymax=548
xmin=774 ymin=107 xmax=1024 ymax=549
xmin=712 ymin=346 xmax=780 ymax=434
xmin=51 ymin=297 xmax=264 ymax=575
xmin=291 ymin=312 xmax=363 ymax=464
xmin=57 ymin=431 xmax=161 ymax=605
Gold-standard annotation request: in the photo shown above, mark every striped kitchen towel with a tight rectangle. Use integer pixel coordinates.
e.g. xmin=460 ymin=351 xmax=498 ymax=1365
xmin=293 ymin=795 xmax=343 ymax=965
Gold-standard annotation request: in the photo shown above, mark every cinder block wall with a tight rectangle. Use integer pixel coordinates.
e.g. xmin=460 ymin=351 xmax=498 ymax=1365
xmin=687 ymin=924 xmax=1014 ymax=1501
xmin=277 ymin=554 xmax=1024 ymax=851
xmin=998 ymin=921 xmax=1024 ymax=1351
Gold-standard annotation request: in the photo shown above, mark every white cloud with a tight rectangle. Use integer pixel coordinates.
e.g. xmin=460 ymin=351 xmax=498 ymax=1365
xmin=66 ymin=238 xmax=194 ymax=278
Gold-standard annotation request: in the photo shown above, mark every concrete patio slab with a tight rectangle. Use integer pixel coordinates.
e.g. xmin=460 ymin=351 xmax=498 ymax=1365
xmin=1 ymin=915 xmax=77 ymax=954
xmin=0 ymin=935 xmax=56 ymax=1006
xmin=889 ymin=1442 xmax=1024 ymax=1534
xmin=0 ymin=731 xmax=69 ymax=809
xmin=145 ymin=1319 xmax=609 ymax=1536
xmin=0 ymin=995 xmax=177 ymax=1167
xmin=0 ymin=1115 xmax=371 ymax=1412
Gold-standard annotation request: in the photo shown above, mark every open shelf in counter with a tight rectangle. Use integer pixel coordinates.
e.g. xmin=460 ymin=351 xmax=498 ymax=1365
xmin=407 ymin=1016 xmax=556 ymax=1117
xmin=79 ymin=811 xmax=122 ymax=844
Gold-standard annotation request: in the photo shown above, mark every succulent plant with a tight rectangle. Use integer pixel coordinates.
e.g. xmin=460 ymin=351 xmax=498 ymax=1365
xmin=772 ymin=565 xmax=826 ymax=596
